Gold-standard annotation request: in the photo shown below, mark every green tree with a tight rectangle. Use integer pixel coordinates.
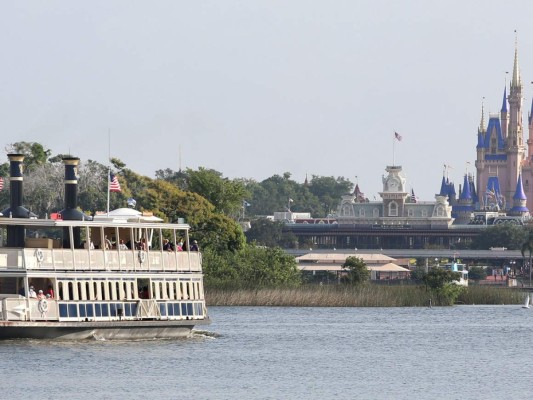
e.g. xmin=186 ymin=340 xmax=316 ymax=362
xmin=467 ymin=266 xmax=487 ymax=281
xmin=308 ymin=175 xmax=353 ymax=216
xmin=186 ymin=167 xmax=248 ymax=217
xmin=245 ymin=218 xmax=284 ymax=247
xmin=471 ymin=225 xmax=527 ymax=250
xmin=202 ymin=245 xmax=301 ymax=288
xmin=423 ymin=268 xmax=462 ymax=290
xmin=7 ymin=142 xmax=51 ymax=171
xmin=410 ymin=266 xmax=427 ymax=284
xmin=342 ymin=256 xmax=370 ymax=285
xmin=423 ymin=268 xmax=464 ymax=305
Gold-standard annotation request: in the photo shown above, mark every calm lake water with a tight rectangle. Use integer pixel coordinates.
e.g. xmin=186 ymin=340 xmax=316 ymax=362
xmin=2 ymin=305 xmax=532 ymax=399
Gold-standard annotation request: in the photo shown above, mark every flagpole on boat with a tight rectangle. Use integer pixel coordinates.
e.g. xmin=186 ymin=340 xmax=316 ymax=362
xmin=106 ymin=129 xmax=111 ymax=215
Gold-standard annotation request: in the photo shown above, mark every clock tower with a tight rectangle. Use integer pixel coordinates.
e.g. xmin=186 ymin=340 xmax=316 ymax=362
xmin=380 ymin=166 xmax=409 ymax=217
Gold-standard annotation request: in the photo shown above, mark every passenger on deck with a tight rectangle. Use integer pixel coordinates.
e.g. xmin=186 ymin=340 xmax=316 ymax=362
xmin=104 ymin=235 xmax=113 ymax=250
xmin=118 ymin=239 xmax=128 ymax=250
xmin=37 ymin=290 xmax=45 ymax=300
xmin=190 ymin=240 xmax=199 ymax=251
xmin=176 ymin=241 xmax=183 ymax=251
xmin=46 ymin=285 xmax=54 ymax=299
xmin=140 ymin=238 xmax=147 ymax=251
xmin=163 ymin=239 xmax=173 ymax=251
xmin=28 ymin=286 xmax=37 ymax=298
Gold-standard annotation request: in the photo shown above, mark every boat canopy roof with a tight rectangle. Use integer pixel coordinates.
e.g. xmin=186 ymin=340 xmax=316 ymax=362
xmin=92 ymin=208 xmax=164 ymax=223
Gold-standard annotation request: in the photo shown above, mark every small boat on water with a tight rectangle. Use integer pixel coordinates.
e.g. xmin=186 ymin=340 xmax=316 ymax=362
xmin=523 ymin=295 xmax=530 ymax=309
xmin=0 ymin=155 xmax=210 ymax=340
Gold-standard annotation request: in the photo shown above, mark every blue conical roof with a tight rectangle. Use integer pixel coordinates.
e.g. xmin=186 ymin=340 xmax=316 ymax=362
xmin=439 ymin=176 xmax=447 ymax=196
xmin=501 ymin=87 xmax=507 ymax=113
xmin=477 ymin=130 xmax=484 ymax=148
xmin=459 ymin=175 xmax=472 ymax=200
xmin=513 ymin=173 xmax=527 ymax=200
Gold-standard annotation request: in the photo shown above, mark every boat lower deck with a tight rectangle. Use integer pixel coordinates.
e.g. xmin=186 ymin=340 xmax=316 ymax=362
xmin=0 ymin=318 xmax=211 ymax=340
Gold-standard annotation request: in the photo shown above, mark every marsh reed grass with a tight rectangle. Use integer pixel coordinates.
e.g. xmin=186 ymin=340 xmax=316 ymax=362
xmin=206 ymin=284 xmax=525 ymax=307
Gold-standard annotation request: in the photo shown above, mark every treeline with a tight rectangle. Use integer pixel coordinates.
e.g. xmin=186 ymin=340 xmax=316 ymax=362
xmin=3 ymin=142 xmax=529 ymax=290
xmin=0 ymin=142 xmax=353 ymax=288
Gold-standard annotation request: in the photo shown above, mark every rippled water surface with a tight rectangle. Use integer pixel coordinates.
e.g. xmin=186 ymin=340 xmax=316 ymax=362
xmin=3 ymin=305 xmax=533 ymax=399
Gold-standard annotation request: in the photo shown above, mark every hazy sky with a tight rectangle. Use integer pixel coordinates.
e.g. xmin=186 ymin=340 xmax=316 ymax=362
xmin=1 ymin=1 xmax=532 ymax=201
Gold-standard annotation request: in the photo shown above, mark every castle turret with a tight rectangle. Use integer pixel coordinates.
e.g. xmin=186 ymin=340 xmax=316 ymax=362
xmin=509 ymin=173 xmax=529 ymax=217
xmin=453 ymin=175 xmax=474 ymax=224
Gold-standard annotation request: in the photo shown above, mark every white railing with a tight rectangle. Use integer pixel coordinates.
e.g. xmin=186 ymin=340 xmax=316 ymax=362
xmin=0 ymin=248 xmax=202 ymax=273
xmin=1 ymin=297 xmax=58 ymax=321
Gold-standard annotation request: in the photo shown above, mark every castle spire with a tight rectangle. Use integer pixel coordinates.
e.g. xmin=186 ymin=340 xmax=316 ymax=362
xmin=480 ymin=99 xmax=486 ymax=132
xmin=511 ymin=32 xmax=521 ymax=88
xmin=501 ymin=88 xmax=507 ymax=113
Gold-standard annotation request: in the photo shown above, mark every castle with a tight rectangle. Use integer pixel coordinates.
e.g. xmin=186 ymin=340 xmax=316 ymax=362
xmin=475 ymin=40 xmax=533 ymax=216
xmin=334 ymin=41 xmax=533 ymax=228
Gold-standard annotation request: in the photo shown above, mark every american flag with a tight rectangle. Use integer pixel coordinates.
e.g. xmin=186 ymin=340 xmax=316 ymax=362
xmin=411 ymin=188 xmax=417 ymax=203
xmin=394 ymin=131 xmax=402 ymax=141
xmin=109 ymin=173 xmax=121 ymax=192
xmin=0 ymin=176 xmax=3 ymax=191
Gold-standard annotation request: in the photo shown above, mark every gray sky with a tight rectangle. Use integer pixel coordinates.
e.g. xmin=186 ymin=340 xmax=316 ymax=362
xmin=1 ymin=1 xmax=532 ymax=201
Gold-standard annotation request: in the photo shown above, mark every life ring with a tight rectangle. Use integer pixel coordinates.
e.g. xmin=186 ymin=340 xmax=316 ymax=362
xmin=138 ymin=250 xmax=146 ymax=264
xmin=35 ymin=249 xmax=44 ymax=263
xmin=38 ymin=298 xmax=49 ymax=313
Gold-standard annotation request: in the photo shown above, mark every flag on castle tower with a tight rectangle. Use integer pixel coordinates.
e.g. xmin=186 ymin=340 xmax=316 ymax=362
xmin=394 ymin=132 xmax=402 ymax=141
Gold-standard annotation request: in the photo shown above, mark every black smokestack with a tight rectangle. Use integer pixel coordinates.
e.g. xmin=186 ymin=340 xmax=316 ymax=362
xmin=60 ymin=157 xmax=86 ymax=249
xmin=60 ymin=157 xmax=86 ymax=221
xmin=0 ymin=154 xmax=36 ymax=247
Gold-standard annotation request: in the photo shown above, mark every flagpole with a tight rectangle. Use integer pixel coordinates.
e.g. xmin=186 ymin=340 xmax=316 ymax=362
xmin=106 ymin=130 xmax=111 ymax=215
xmin=392 ymin=132 xmax=395 ymax=166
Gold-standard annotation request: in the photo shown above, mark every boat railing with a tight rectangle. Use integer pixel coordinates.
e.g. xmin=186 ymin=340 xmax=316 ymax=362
xmin=0 ymin=297 xmax=58 ymax=321
xmin=0 ymin=248 xmax=202 ymax=272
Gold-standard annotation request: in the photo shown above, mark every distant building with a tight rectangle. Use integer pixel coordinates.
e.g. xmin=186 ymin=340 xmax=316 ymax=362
xmin=296 ymin=252 xmax=411 ymax=281
xmin=279 ymin=42 xmax=532 ymax=249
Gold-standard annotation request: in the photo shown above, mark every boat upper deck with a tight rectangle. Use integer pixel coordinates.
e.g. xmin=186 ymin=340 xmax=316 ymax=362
xmin=0 ymin=217 xmax=202 ymax=273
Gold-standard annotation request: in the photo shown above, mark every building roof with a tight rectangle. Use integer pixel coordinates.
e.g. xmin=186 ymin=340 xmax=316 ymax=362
xmin=296 ymin=253 xmax=395 ymax=264
xmin=298 ymin=262 xmax=409 ymax=273
xmin=367 ymin=263 xmax=410 ymax=272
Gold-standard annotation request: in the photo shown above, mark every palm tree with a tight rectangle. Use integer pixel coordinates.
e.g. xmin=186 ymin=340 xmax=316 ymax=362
xmin=520 ymin=229 xmax=533 ymax=287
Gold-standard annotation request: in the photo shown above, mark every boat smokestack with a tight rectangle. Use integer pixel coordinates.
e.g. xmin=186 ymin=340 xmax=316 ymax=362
xmin=60 ymin=157 xmax=86 ymax=249
xmin=60 ymin=157 xmax=86 ymax=221
xmin=0 ymin=154 xmax=35 ymax=247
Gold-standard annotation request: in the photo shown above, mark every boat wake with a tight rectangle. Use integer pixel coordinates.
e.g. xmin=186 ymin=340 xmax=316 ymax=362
xmin=192 ymin=330 xmax=220 ymax=339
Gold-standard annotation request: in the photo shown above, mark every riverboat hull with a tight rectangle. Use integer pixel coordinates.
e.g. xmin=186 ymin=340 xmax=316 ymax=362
xmin=0 ymin=319 xmax=211 ymax=340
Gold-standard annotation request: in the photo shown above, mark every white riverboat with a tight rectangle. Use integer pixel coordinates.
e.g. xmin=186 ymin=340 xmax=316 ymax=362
xmin=0 ymin=155 xmax=210 ymax=340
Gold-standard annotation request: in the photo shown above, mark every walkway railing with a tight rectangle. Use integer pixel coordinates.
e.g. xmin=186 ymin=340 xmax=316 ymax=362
xmin=0 ymin=248 xmax=202 ymax=272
